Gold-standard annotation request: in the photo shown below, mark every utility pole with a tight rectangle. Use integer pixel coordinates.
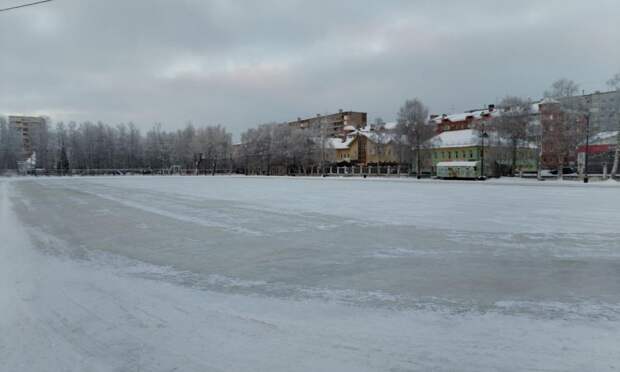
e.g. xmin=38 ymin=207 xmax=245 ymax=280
xmin=416 ymin=128 xmax=421 ymax=179
xmin=480 ymin=124 xmax=489 ymax=180
xmin=584 ymin=97 xmax=592 ymax=183
xmin=611 ymin=126 xmax=620 ymax=178
xmin=0 ymin=0 xmax=53 ymax=13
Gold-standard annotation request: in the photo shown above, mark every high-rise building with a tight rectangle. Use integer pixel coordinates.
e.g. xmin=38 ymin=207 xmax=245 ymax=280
xmin=288 ymin=110 xmax=367 ymax=137
xmin=9 ymin=115 xmax=46 ymax=160
xmin=561 ymin=90 xmax=620 ymax=132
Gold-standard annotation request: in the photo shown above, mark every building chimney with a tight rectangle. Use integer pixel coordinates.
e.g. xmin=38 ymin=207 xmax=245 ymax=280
xmin=339 ymin=109 xmax=343 ymax=113
xmin=430 ymin=114 xmax=439 ymax=120
xmin=488 ymin=104 xmax=495 ymax=112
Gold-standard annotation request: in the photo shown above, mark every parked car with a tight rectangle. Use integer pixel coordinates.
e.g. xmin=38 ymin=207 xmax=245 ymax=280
xmin=540 ymin=167 xmax=577 ymax=177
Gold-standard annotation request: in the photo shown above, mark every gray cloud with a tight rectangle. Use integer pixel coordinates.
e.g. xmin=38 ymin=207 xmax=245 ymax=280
xmin=1 ymin=0 xmax=619 ymax=137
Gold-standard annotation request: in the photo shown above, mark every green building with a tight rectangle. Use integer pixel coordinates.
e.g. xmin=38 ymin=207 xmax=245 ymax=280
xmin=429 ymin=129 xmax=537 ymax=177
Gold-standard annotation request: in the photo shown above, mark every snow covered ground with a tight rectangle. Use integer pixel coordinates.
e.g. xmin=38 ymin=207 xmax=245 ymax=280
xmin=1 ymin=176 xmax=619 ymax=371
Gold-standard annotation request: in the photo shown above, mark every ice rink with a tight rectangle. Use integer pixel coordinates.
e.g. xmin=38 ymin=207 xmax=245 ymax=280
xmin=2 ymin=176 xmax=619 ymax=371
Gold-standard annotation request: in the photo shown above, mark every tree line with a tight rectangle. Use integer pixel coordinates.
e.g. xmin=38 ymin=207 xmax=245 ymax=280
xmin=0 ymin=120 xmax=233 ymax=174
xmin=1 ymin=75 xmax=618 ymax=176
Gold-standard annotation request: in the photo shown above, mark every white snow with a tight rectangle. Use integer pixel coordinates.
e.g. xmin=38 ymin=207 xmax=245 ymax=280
xmin=431 ymin=128 xmax=481 ymax=148
xmin=2 ymin=176 xmax=620 ymax=371
xmin=383 ymin=121 xmax=398 ymax=130
xmin=327 ymin=136 xmax=355 ymax=149
xmin=432 ymin=108 xmax=499 ymax=124
xmin=436 ymin=161 xmax=479 ymax=167
xmin=589 ymin=130 xmax=618 ymax=145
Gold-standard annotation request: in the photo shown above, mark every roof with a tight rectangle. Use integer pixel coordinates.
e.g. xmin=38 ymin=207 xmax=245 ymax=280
xmin=359 ymin=130 xmax=398 ymax=144
xmin=384 ymin=121 xmax=398 ymax=130
xmin=430 ymin=128 xmax=537 ymax=149
xmin=431 ymin=129 xmax=481 ymax=148
xmin=437 ymin=161 xmax=479 ymax=167
xmin=432 ymin=108 xmax=499 ymax=124
xmin=326 ymin=136 xmax=356 ymax=150
xmin=590 ymin=131 xmax=618 ymax=145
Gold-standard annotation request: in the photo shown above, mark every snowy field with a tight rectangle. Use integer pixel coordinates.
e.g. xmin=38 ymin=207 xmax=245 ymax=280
xmin=1 ymin=176 xmax=620 ymax=371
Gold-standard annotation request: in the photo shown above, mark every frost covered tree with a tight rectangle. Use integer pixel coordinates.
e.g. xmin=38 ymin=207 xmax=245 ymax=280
xmin=290 ymin=128 xmax=318 ymax=174
xmin=240 ymin=124 xmax=275 ymax=175
xmin=171 ymin=123 xmax=196 ymax=169
xmin=493 ymin=97 xmax=534 ymax=175
xmin=540 ymin=80 xmax=594 ymax=177
xmin=371 ymin=118 xmax=390 ymax=165
xmin=396 ymin=99 xmax=434 ymax=177
xmin=0 ymin=117 xmax=23 ymax=171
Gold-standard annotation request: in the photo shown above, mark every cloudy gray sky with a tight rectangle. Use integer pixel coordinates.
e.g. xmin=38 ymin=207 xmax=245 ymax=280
xmin=1 ymin=0 xmax=619 ymax=136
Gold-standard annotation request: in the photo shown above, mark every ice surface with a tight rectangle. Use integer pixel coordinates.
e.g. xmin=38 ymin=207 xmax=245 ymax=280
xmin=1 ymin=176 xmax=619 ymax=371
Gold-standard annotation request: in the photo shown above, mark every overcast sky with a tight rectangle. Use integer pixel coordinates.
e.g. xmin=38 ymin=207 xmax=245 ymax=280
xmin=1 ymin=0 xmax=619 ymax=136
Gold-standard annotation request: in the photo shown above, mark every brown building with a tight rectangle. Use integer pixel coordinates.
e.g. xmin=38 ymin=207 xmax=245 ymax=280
xmin=9 ymin=116 xmax=46 ymax=160
xmin=431 ymin=105 xmax=498 ymax=134
xmin=328 ymin=129 xmax=401 ymax=166
xmin=288 ymin=110 xmax=367 ymax=137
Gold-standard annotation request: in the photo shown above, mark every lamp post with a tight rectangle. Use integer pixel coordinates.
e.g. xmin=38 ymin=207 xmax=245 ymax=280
xmin=584 ymin=112 xmax=590 ymax=183
xmin=583 ymin=99 xmax=596 ymax=183
xmin=480 ymin=130 xmax=489 ymax=180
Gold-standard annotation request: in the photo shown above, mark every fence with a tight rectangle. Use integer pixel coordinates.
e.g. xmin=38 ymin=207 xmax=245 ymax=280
xmin=15 ymin=165 xmax=422 ymax=178
xmin=9 ymin=167 xmax=620 ymax=181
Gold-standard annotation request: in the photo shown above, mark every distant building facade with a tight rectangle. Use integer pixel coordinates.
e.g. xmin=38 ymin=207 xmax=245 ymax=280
xmin=327 ymin=127 xmax=401 ymax=166
xmin=561 ymin=90 xmax=620 ymax=132
xmin=431 ymin=105 xmax=498 ymax=134
xmin=577 ymin=131 xmax=618 ymax=174
xmin=429 ymin=129 xmax=537 ymax=177
xmin=289 ymin=110 xmax=367 ymax=137
xmin=538 ymin=91 xmax=619 ymax=170
xmin=9 ymin=116 xmax=45 ymax=160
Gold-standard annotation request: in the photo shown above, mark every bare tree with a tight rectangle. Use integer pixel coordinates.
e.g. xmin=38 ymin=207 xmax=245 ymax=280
xmin=607 ymin=73 xmax=620 ymax=178
xmin=544 ymin=78 xmax=580 ymax=99
xmin=370 ymin=118 xmax=389 ymax=165
xmin=493 ymin=96 xmax=534 ymax=175
xmin=607 ymin=73 xmax=620 ymax=91
xmin=540 ymin=80 xmax=592 ymax=178
xmin=396 ymin=98 xmax=433 ymax=178
xmin=0 ymin=117 xmax=21 ymax=170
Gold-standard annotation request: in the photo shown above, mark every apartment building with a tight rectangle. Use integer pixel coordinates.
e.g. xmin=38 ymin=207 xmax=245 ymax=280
xmin=9 ymin=115 xmax=46 ymax=160
xmin=288 ymin=110 xmax=367 ymax=137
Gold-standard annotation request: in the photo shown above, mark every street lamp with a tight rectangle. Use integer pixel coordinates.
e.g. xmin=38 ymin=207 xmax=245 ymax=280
xmin=480 ymin=130 xmax=489 ymax=180
xmin=584 ymin=111 xmax=590 ymax=183
xmin=583 ymin=100 xmax=596 ymax=184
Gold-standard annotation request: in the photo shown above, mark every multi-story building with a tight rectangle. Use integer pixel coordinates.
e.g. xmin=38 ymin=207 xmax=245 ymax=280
xmin=430 ymin=105 xmax=499 ymax=134
xmin=576 ymin=131 xmax=618 ymax=174
xmin=538 ymin=91 xmax=619 ymax=171
xmin=561 ymin=90 xmax=620 ymax=132
xmin=429 ymin=128 xmax=537 ymax=177
xmin=288 ymin=110 xmax=367 ymax=137
xmin=327 ymin=127 xmax=401 ymax=166
xmin=9 ymin=115 xmax=46 ymax=160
